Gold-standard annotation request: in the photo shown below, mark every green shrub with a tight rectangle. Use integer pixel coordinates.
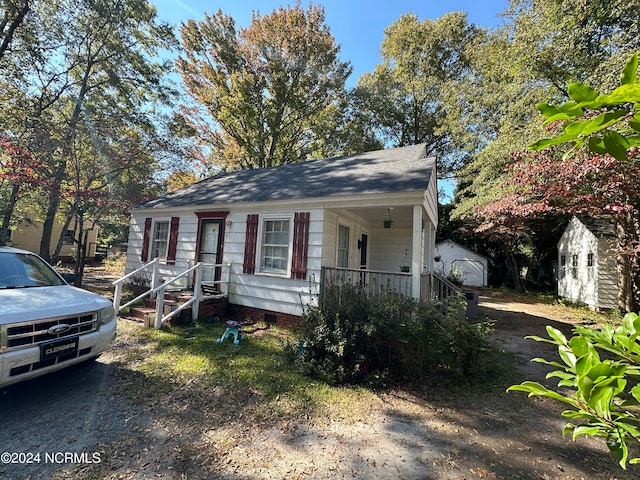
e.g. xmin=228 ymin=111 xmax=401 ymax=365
xmin=290 ymin=283 xmax=494 ymax=386
xmin=509 ymin=312 xmax=640 ymax=469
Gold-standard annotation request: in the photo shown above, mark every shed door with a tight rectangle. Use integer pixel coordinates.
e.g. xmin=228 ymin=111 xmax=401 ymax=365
xmin=198 ymin=219 xmax=223 ymax=285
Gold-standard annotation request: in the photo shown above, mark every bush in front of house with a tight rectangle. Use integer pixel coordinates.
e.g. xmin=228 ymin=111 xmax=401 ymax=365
xmin=290 ymin=283 xmax=494 ymax=386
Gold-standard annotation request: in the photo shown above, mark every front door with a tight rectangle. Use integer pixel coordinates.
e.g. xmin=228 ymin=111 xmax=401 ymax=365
xmin=198 ymin=219 xmax=223 ymax=286
xmin=359 ymin=233 xmax=368 ymax=270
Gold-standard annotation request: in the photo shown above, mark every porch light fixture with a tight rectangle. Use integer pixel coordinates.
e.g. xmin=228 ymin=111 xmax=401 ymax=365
xmin=383 ymin=208 xmax=393 ymax=228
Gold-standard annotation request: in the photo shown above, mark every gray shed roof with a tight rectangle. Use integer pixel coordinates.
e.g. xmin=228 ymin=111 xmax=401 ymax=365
xmin=576 ymin=215 xmax=617 ymax=238
xmin=137 ymin=144 xmax=433 ymax=209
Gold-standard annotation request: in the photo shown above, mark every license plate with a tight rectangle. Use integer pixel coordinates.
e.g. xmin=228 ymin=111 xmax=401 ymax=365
xmin=40 ymin=336 xmax=79 ymax=361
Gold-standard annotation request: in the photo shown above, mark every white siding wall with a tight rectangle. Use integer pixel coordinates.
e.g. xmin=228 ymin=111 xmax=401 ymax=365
xmin=434 ymin=240 xmax=487 ymax=287
xmin=127 ymin=208 xmax=324 ymax=317
xmin=125 ymin=195 xmax=438 ymax=316
xmin=422 ymin=159 xmax=438 ymax=272
xmin=557 ymin=217 xmax=617 ymax=310
xmin=225 ymin=208 xmax=323 ymax=317
xmin=597 ymin=237 xmax=618 ymax=310
xmin=125 ymin=212 xmax=199 ymax=287
xmin=368 ymin=227 xmax=413 ymax=273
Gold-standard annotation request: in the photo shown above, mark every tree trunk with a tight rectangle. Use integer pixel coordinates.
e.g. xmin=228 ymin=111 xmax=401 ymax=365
xmin=616 ymin=253 xmax=633 ymax=313
xmin=0 ymin=184 xmax=20 ymax=246
xmin=506 ymin=250 xmax=523 ymax=293
xmin=40 ymin=188 xmax=61 ymax=263
xmin=0 ymin=0 xmax=30 ymax=61
xmin=51 ymin=206 xmax=77 ymax=264
xmin=73 ymin=215 xmax=89 ymax=286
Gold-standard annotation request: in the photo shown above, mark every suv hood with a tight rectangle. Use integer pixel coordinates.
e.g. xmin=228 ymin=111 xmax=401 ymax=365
xmin=0 ymin=285 xmax=112 ymax=324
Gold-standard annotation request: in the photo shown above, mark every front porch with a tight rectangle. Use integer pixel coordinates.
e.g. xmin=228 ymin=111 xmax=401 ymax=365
xmin=320 ymin=266 xmax=468 ymax=314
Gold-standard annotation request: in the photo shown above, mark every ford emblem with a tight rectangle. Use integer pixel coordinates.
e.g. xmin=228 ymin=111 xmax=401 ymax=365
xmin=48 ymin=324 xmax=71 ymax=335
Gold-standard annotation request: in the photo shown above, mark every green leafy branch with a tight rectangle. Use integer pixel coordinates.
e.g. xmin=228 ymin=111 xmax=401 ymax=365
xmin=508 ymin=312 xmax=640 ymax=469
xmin=530 ymin=53 xmax=640 ymax=160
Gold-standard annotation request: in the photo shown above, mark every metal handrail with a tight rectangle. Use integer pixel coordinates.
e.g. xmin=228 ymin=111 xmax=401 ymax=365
xmin=153 ymin=262 xmax=231 ymax=328
xmin=112 ymin=260 xmax=230 ymax=329
xmin=112 ymin=258 xmax=161 ymax=313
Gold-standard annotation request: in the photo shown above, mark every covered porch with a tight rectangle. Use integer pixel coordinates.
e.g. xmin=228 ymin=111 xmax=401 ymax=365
xmin=322 ymin=202 xmax=438 ymax=299
xmin=320 ymin=266 xmax=464 ymax=309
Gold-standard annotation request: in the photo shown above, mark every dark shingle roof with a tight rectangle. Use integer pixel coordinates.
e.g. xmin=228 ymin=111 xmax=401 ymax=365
xmin=137 ymin=144 xmax=432 ymax=209
xmin=577 ymin=215 xmax=617 ymax=238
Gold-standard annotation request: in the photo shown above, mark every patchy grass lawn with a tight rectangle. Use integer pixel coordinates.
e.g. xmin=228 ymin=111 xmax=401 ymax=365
xmin=112 ymin=319 xmax=382 ymax=426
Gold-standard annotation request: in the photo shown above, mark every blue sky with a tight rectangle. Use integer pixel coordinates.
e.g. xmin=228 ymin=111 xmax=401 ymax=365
xmin=152 ymin=0 xmax=509 ymax=85
xmin=152 ymin=1 xmax=509 ymax=198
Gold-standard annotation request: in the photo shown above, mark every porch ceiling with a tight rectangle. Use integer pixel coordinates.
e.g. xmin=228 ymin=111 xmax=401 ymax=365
xmin=336 ymin=206 xmax=415 ymax=227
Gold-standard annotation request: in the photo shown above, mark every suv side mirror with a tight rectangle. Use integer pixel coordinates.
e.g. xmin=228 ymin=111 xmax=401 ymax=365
xmin=61 ymin=272 xmax=76 ymax=284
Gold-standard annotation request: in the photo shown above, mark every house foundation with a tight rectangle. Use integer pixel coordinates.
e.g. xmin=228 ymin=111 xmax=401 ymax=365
xmin=228 ymin=304 xmax=302 ymax=329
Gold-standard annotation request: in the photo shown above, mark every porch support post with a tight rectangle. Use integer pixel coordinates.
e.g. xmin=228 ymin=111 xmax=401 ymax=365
xmin=411 ymin=205 xmax=423 ymax=299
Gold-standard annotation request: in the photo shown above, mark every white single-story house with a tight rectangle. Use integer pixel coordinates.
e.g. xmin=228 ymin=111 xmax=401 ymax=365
xmin=122 ymin=144 xmax=439 ymax=326
xmin=557 ymin=215 xmax=618 ymax=310
xmin=434 ymin=240 xmax=488 ymax=287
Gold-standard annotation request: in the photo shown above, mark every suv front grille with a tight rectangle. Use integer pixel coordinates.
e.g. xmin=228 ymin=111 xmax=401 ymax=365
xmin=1 ymin=314 xmax=98 ymax=352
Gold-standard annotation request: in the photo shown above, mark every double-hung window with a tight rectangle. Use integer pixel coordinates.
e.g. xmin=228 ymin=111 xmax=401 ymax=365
xmin=152 ymin=220 xmax=170 ymax=260
xmin=337 ymin=224 xmax=350 ymax=268
xmin=63 ymin=229 xmax=74 ymax=245
xmin=571 ymin=254 xmax=578 ymax=279
xmin=587 ymin=252 xmax=595 ymax=279
xmin=260 ymin=218 xmax=290 ymax=274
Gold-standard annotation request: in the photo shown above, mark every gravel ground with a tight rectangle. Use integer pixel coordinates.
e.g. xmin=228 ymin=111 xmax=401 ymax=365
xmin=0 ymin=285 xmax=637 ymax=480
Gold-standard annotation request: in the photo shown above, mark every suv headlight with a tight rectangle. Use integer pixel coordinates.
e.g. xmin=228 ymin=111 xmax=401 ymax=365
xmin=97 ymin=305 xmax=116 ymax=325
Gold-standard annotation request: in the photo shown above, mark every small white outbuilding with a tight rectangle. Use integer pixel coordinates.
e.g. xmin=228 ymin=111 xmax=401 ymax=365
xmin=434 ymin=240 xmax=488 ymax=287
xmin=557 ymin=216 xmax=618 ymax=311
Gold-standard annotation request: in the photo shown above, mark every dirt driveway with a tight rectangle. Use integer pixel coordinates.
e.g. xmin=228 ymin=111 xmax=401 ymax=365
xmin=0 ymin=289 xmax=636 ymax=480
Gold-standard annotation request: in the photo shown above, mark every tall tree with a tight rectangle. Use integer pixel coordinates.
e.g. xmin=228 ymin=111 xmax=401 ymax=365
xmin=0 ymin=0 xmax=177 ymax=263
xmin=446 ymin=0 xmax=640 ymax=291
xmin=177 ymin=3 xmax=352 ymax=171
xmin=0 ymin=0 xmax=29 ymax=59
xmin=474 ymin=53 xmax=640 ymax=310
xmin=352 ymin=12 xmax=481 ymax=176
xmin=452 ymin=0 xmax=640 ymax=219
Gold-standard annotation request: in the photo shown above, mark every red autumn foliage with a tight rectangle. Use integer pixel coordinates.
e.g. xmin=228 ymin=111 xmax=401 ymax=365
xmin=474 ymin=148 xmax=640 ymax=267
xmin=476 ymin=149 xmax=639 ymax=224
xmin=0 ymin=138 xmax=53 ymax=188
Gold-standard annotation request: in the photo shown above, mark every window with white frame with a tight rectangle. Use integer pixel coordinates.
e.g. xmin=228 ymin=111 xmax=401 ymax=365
xmin=571 ymin=254 xmax=578 ymax=279
xmin=152 ymin=220 xmax=170 ymax=259
xmin=63 ymin=229 xmax=74 ymax=245
xmin=337 ymin=224 xmax=350 ymax=268
xmin=260 ymin=218 xmax=291 ymax=274
xmin=587 ymin=252 xmax=595 ymax=279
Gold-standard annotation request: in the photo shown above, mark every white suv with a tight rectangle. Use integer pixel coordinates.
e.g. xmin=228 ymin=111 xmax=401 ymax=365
xmin=0 ymin=247 xmax=117 ymax=387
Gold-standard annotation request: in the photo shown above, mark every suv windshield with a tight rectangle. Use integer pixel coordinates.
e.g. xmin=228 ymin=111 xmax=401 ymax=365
xmin=0 ymin=252 xmax=66 ymax=289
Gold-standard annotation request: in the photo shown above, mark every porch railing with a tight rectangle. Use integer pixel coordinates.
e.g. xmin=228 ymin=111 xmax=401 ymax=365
xmin=321 ymin=266 xmax=412 ymax=298
xmin=321 ymin=267 xmax=465 ymax=311
xmin=421 ymin=271 xmax=463 ymax=303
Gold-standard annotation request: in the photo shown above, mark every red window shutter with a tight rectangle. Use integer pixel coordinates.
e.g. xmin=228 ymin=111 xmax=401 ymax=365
xmin=243 ymin=214 xmax=259 ymax=274
xmin=141 ymin=217 xmax=152 ymax=262
xmin=167 ymin=216 xmax=180 ymax=265
xmin=291 ymin=212 xmax=310 ymax=280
